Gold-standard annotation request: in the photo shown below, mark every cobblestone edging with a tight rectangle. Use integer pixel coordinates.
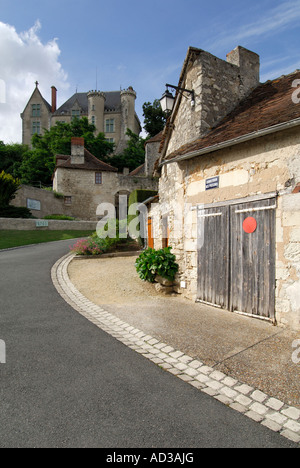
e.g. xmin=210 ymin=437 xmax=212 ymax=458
xmin=51 ymin=253 xmax=300 ymax=445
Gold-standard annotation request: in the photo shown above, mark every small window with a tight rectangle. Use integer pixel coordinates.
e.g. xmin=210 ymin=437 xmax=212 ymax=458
xmin=95 ymin=172 xmax=102 ymax=185
xmin=105 ymin=118 xmax=115 ymax=133
xmin=64 ymin=196 xmax=72 ymax=205
xmin=91 ymin=116 xmax=96 ymax=126
xmin=32 ymin=121 xmax=41 ymax=135
xmin=32 ymin=104 xmax=41 ymax=117
xmin=105 ymin=138 xmax=114 ymax=143
xmin=72 ymin=109 xmax=80 ymax=120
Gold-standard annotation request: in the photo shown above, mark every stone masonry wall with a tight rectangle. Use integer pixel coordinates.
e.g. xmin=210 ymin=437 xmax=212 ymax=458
xmin=53 ymin=168 xmax=158 ymax=221
xmin=12 ymin=185 xmax=68 ymax=219
xmin=167 ymin=47 xmax=259 ymax=156
xmin=153 ymin=127 xmax=300 ymax=331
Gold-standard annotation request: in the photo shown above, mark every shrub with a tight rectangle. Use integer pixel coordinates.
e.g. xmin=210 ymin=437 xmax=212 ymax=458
xmin=0 ymin=205 xmax=33 ymax=218
xmin=44 ymin=214 xmax=75 ymax=220
xmin=0 ymin=171 xmax=20 ymax=206
xmin=70 ymin=238 xmax=104 ymax=256
xmin=135 ymin=247 xmax=179 ymax=283
xmin=70 ymin=219 xmax=138 ymax=256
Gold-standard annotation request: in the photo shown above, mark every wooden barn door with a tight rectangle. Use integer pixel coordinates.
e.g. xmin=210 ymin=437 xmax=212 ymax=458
xmin=230 ymin=197 xmax=276 ymax=320
xmin=197 ymin=197 xmax=276 ymax=321
xmin=197 ymin=206 xmax=230 ymax=309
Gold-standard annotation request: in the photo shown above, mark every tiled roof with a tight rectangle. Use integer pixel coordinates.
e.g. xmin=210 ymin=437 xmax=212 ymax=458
xmin=129 ymin=163 xmax=145 ymax=176
xmin=53 ymin=91 xmax=122 ymax=116
xmin=163 ymin=70 xmax=300 ymax=162
xmin=145 ymin=131 xmax=164 ymax=145
xmin=56 ymin=149 xmax=118 ymax=172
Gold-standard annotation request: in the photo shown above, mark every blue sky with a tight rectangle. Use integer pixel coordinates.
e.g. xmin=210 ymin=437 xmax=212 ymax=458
xmin=0 ymin=0 xmax=300 ymax=142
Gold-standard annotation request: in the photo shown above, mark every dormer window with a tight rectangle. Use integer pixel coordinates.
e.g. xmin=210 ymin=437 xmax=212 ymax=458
xmin=72 ymin=109 xmax=81 ymax=120
xmin=32 ymin=104 xmax=41 ymax=117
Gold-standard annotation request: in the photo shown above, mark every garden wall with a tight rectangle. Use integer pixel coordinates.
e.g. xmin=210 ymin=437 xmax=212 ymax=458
xmin=11 ymin=185 xmax=68 ymax=219
xmin=0 ymin=218 xmax=97 ymax=231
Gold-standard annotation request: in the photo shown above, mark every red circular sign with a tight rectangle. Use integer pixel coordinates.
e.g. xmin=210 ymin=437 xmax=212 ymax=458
xmin=243 ymin=217 xmax=257 ymax=234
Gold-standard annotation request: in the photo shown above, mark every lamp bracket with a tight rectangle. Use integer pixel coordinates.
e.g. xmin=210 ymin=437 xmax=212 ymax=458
xmin=166 ymin=84 xmax=195 ymax=103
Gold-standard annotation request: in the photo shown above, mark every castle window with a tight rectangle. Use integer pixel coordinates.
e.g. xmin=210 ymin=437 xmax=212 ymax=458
xmin=105 ymin=138 xmax=114 ymax=143
xmin=32 ymin=104 xmax=41 ymax=117
xmin=105 ymin=118 xmax=115 ymax=133
xmin=72 ymin=109 xmax=81 ymax=120
xmin=95 ymin=172 xmax=102 ymax=185
xmin=92 ymin=116 xmax=96 ymax=126
xmin=32 ymin=121 xmax=41 ymax=135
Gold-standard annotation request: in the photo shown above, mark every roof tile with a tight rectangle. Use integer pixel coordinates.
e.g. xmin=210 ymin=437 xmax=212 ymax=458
xmin=164 ymin=71 xmax=300 ymax=161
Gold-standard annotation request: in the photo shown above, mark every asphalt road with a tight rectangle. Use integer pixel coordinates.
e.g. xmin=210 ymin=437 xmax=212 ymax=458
xmin=0 ymin=240 xmax=297 ymax=448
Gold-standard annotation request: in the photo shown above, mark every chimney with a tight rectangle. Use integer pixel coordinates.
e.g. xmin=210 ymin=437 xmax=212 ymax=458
xmin=227 ymin=46 xmax=260 ymax=94
xmin=51 ymin=86 xmax=57 ymax=113
xmin=71 ymin=137 xmax=85 ymax=164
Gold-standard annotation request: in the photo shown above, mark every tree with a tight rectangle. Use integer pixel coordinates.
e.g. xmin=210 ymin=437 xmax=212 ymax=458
xmin=0 ymin=141 xmax=28 ymax=179
xmin=109 ymin=129 xmax=146 ymax=173
xmin=142 ymin=99 xmax=167 ymax=137
xmin=0 ymin=170 xmax=20 ymax=206
xmin=19 ymin=118 xmax=115 ymax=186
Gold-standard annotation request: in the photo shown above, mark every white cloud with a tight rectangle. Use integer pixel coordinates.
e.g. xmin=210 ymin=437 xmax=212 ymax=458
xmin=0 ymin=21 xmax=70 ymax=143
xmin=206 ymin=0 xmax=300 ymax=51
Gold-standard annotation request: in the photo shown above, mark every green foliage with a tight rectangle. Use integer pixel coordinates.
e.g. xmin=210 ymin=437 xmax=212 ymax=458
xmin=0 ymin=230 xmax=95 ymax=250
xmin=0 ymin=141 xmax=28 ymax=178
xmin=0 ymin=205 xmax=33 ymax=218
xmin=70 ymin=219 xmax=139 ymax=256
xmin=108 ymin=129 xmax=146 ymax=172
xmin=135 ymin=247 xmax=179 ymax=283
xmin=44 ymin=214 xmax=75 ymax=220
xmin=128 ymin=189 xmax=158 ymax=242
xmin=0 ymin=170 xmax=21 ymax=206
xmin=19 ymin=118 xmax=115 ymax=186
xmin=128 ymin=189 xmax=158 ymax=207
xmin=142 ymin=99 xmax=167 ymax=137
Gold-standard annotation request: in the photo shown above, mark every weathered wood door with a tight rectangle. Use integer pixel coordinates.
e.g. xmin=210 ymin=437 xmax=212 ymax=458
xmin=229 ymin=197 xmax=276 ymax=320
xmin=197 ymin=206 xmax=230 ymax=309
xmin=197 ymin=197 xmax=276 ymax=321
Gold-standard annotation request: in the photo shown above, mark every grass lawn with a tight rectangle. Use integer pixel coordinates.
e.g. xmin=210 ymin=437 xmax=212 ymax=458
xmin=0 ymin=230 xmax=94 ymax=250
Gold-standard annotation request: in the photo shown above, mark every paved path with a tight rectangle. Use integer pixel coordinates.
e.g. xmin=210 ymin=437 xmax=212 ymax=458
xmin=0 ymin=241 xmax=298 ymax=448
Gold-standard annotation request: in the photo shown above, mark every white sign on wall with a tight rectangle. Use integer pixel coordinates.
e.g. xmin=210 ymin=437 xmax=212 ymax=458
xmin=27 ymin=198 xmax=41 ymax=211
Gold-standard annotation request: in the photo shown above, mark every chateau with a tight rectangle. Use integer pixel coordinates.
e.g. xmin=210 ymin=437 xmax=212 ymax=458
xmin=20 ymin=83 xmax=141 ymax=152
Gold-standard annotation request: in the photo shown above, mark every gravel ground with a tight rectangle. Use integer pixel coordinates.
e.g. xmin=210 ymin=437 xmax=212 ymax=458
xmin=68 ymin=255 xmax=300 ymax=408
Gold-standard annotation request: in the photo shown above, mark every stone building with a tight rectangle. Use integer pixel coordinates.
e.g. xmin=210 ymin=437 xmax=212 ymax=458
xmin=53 ymin=137 xmax=158 ymax=221
xmin=148 ymin=45 xmax=300 ymax=331
xmin=21 ymin=83 xmax=141 ymax=152
xmin=128 ymin=131 xmax=163 ymax=178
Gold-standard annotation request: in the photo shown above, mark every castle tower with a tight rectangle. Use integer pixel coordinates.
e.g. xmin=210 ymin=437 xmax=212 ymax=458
xmin=120 ymin=86 xmax=137 ymax=140
xmin=87 ymin=91 xmax=106 ymax=133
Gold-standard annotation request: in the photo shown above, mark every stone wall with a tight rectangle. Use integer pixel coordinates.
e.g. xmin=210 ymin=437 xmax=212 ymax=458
xmin=53 ymin=167 xmax=158 ymax=221
xmin=150 ymin=126 xmax=300 ymax=330
xmin=0 ymin=218 xmax=97 ymax=231
xmin=12 ymin=185 xmax=68 ymax=219
xmin=167 ymin=47 xmax=260 ymax=156
xmin=21 ymin=86 xmax=51 ymax=148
